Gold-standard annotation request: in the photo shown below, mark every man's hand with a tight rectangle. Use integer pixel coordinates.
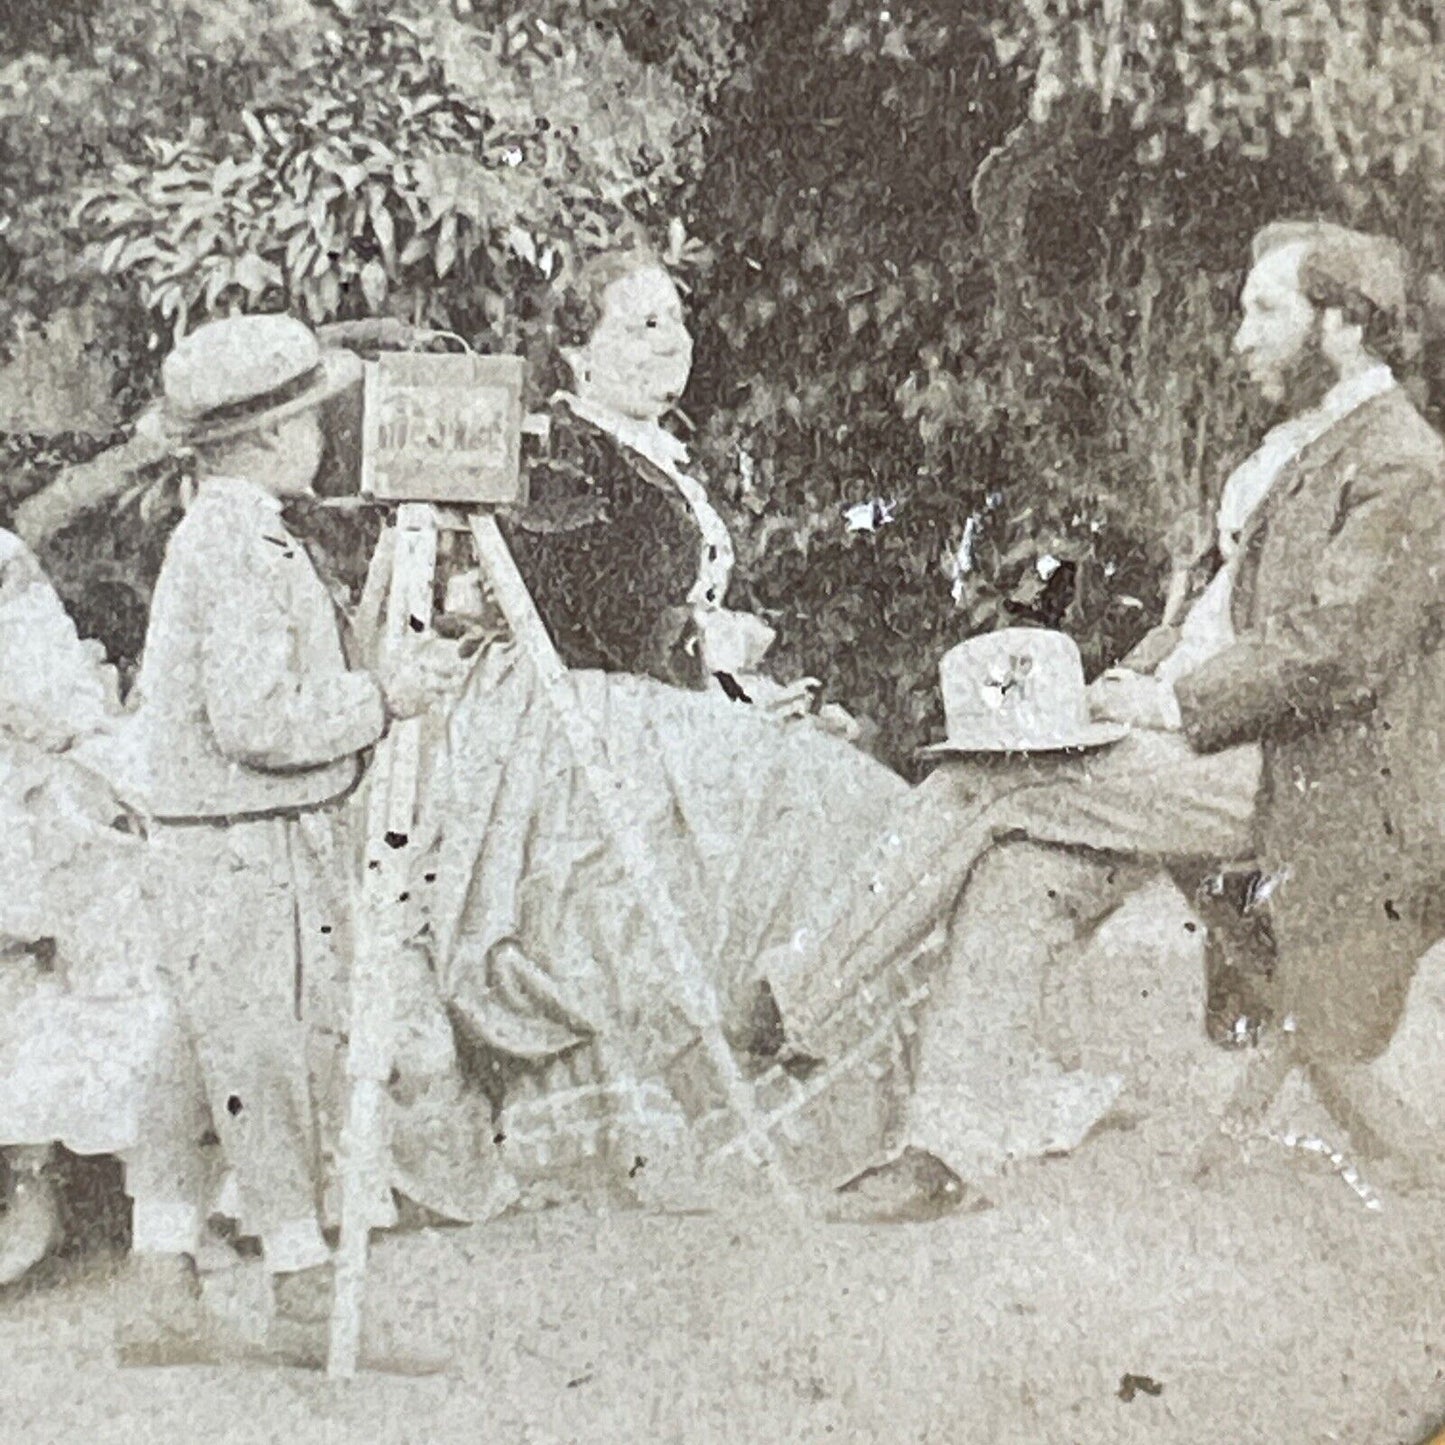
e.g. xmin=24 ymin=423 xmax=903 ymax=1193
xmin=379 ymin=635 xmax=475 ymax=722
xmin=1086 ymin=668 xmax=1181 ymax=731
xmin=811 ymin=701 xmax=863 ymax=743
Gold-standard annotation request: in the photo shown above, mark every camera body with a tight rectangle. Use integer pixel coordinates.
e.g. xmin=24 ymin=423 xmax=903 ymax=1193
xmin=312 ymin=326 xmax=530 ymax=510
xmin=360 ymin=352 xmax=527 ymax=508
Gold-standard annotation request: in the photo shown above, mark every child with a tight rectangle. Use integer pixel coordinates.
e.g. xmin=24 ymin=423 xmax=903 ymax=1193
xmin=97 ymin=314 xmax=468 ymax=1369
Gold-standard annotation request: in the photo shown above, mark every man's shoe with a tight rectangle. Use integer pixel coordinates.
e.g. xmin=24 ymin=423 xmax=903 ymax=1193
xmin=1315 ymin=1062 xmax=1445 ymax=1192
xmin=269 ymin=1262 xmax=452 ymax=1376
xmin=829 ymin=1146 xmax=993 ymax=1224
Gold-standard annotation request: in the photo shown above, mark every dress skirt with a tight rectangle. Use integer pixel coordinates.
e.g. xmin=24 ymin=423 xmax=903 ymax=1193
xmin=421 ymin=641 xmax=912 ymax=1197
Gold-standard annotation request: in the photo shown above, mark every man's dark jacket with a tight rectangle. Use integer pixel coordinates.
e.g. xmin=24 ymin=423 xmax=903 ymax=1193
xmin=1174 ymin=386 xmax=1445 ymax=1061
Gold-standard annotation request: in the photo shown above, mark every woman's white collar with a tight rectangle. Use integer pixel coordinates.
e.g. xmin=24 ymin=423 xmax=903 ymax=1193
xmin=560 ymin=393 xmax=692 ymax=477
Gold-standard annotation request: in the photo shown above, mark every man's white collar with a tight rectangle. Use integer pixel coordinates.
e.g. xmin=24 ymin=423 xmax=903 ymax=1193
xmin=1312 ymin=363 xmax=1396 ymax=428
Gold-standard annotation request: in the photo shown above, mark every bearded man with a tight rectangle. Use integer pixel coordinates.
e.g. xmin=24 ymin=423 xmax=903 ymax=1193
xmin=757 ymin=221 xmax=1445 ymax=1220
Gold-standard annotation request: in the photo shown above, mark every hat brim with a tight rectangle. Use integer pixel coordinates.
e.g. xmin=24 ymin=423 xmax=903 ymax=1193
xmin=157 ymin=347 xmax=363 ymax=448
xmin=918 ymin=721 xmax=1130 ymax=758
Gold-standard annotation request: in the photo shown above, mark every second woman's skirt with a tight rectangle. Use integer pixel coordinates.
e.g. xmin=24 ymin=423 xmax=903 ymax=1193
xmin=420 ymin=643 xmax=913 ymax=1199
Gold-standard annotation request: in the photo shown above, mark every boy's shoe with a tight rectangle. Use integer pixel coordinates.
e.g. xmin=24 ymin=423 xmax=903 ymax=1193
xmin=115 ymin=1254 xmax=250 ymax=1368
xmin=269 ymin=1262 xmax=452 ymax=1376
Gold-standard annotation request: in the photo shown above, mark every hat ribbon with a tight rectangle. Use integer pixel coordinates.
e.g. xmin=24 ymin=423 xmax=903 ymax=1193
xmin=176 ymin=360 xmax=326 ymax=435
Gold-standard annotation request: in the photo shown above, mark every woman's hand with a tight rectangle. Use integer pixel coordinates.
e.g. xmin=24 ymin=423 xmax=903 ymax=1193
xmin=760 ymin=676 xmax=822 ymax=722
xmin=697 ymin=609 xmax=778 ymax=678
xmin=1086 ymin=668 xmax=1180 ymax=731
xmin=379 ymin=636 xmax=475 ymax=722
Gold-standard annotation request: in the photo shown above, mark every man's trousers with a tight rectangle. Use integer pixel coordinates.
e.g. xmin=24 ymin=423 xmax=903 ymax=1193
xmin=770 ymin=730 xmax=1260 ymax=1180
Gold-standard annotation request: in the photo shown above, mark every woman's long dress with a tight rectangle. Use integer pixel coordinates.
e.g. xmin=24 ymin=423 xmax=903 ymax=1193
xmin=419 ymin=401 xmax=911 ymax=1198
xmin=0 ymin=529 xmax=172 ymax=1164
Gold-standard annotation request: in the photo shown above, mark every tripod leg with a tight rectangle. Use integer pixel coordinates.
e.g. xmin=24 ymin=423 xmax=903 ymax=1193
xmin=329 ymin=505 xmax=438 ymax=1378
xmin=466 ymin=513 xmax=799 ymax=1207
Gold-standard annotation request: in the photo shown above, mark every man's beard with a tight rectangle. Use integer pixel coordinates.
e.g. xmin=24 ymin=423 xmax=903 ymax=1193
xmin=1269 ymin=316 xmax=1338 ymax=421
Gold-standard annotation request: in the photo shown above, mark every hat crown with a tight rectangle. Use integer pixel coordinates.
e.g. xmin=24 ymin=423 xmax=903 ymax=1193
xmin=936 ymin=628 xmax=1093 ymax=746
xmin=162 ymin=314 xmax=322 ymax=421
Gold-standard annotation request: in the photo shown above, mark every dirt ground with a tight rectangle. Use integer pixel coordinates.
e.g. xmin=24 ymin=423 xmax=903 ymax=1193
xmin=6 ymin=888 xmax=1445 ymax=1444
xmin=4 ymin=1117 xmax=1445 ymax=1445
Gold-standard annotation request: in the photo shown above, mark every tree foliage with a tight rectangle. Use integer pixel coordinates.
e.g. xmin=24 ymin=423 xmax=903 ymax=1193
xmin=697 ymin=0 xmax=1445 ymax=766
xmin=71 ymin=7 xmax=721 ymax=345
xmin=1011 ymin=0 xmax=1445 ymax=207
xmin=5 ymin=0 xmax=1445 ymax=769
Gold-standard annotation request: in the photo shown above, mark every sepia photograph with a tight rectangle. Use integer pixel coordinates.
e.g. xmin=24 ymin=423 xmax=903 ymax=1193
xmin=4 ymin=0 xmax=1445 ymax=1440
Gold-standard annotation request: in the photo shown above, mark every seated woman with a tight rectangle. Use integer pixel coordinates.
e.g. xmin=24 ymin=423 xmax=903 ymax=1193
xmin=0 ymin=526 xmax=170 ymax=1282
xmin=417 ymin=244 xmax=911 ymax=1202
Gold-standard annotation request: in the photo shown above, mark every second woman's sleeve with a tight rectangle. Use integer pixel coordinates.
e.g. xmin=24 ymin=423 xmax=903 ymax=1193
xmin=499 ymin=432 xmax=702 ymax=686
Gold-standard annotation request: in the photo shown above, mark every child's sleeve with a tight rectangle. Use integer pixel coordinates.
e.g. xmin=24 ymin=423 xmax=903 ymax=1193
xmin=200 ymin=521 xmax=386 ymax=772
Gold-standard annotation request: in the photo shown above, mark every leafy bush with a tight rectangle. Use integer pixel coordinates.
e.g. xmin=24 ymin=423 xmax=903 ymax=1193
xmin=5 ymin=0 xmax=741 ymax=676
xmin=686 ymin=0 xmax=1445 ymax=769
xmin=71 ymin=9 xmax=711 ymax=347
xmin=10 ymin=0 xmax=1445 ymax=772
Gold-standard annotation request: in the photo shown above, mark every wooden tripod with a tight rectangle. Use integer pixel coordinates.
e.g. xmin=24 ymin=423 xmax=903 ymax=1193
xmin=327 ymin=501 xmax=798 ymax=1377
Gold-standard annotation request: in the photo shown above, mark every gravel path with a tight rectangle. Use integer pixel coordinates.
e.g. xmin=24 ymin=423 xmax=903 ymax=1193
xmin=4 ymin=1121 xmax=1445 ymax=1445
